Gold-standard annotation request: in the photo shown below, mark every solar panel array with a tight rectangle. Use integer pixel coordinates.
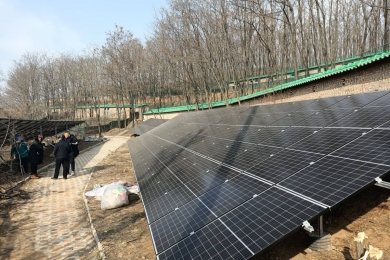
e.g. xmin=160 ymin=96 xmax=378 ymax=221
xmin=128 ymin=90 xmax=390 ymax=260
xmin=130 ymin=118 xmax=168 ymax=136
xmin=0 ymin=118 xmax=83 ymax=144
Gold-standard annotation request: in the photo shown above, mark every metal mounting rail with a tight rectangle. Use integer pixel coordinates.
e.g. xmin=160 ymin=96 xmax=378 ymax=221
xmin=375 ymin=177 xmax=390 ymax=189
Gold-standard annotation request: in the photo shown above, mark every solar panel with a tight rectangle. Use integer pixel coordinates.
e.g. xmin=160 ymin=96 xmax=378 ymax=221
xmin=261 ymin=127 xmax=320 ymax=147
xmin=331 ymin=129 xmax=390 ymax=165
xmin=270 ymin=111 xmax=318 ymax=126
xmin=295 ymin=95 xmax=348 ymax=111
xmin=150 ymin=199 xmax=217 ymax=253
xmin=158 ymin=219 xmax=253 ymax=260
xmin=289 ymin=128 xmax=366 ymax=154
xmin=246 ymin=149 xmax=324 ymax=182
xmin=328 ymin=106 xmax=390 ymax=128
xmin=198 ymin=174 xmax=270 ymax=217
xmin=278 ymin=156 xmax=390 ymax=206
xmin=220 ymin=187 xmax=325 ymax=253
xmin=294 ymin=108 xmax=355 ymax=127
xmin=128 ymin=90 xmax=390 ymax=260
xmin=326 ymin=91 xmax=390 ymax=109
xmin=365 ymin=92 xmax=390 ymax=107
xmin=144 ymin=185 xmax=196 ymax=224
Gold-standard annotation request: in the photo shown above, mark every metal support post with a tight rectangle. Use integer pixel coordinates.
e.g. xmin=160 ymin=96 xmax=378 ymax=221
xmin=319 ymin=215 xmax=323 ymax=237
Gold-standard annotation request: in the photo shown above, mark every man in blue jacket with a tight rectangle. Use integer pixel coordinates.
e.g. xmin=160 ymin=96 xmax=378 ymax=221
xmin=52 ymin=134 xmax=70 ymax=179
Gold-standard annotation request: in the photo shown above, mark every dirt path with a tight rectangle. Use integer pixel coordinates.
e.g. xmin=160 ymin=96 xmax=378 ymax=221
xmin=0 ymin=136 xmax=129 ymax=260
xmin=82 ymin=142 xmax=154 ymax=260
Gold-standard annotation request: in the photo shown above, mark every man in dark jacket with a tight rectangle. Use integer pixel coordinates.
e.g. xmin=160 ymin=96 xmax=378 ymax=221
xmin=64 ymin=131 xmax=79 ymax=176
xmin=29 ymin=135 xmax=44 ymax=179
xmin=52 ymin=134 xmax=71 ymax=179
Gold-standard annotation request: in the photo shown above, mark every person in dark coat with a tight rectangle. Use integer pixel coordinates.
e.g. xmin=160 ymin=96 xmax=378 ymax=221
xmin=64 ymin=131 xmax=79 ymax=176
xmin=29 ymin=135 xmax=45 ymax=179
xmin=52 ymin=134 xmax=71 ymax=179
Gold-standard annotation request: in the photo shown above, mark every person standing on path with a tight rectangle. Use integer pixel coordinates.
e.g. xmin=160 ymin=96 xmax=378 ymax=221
xmin=52 ymin=134 xmax=70 ymax=179
xmin=10 ymin=136 xmax=29 ymax=174
xmin=29 ymin=135 xmax=45 ymax=179
xmin=64 ymin=131 xmax=79 ymax=176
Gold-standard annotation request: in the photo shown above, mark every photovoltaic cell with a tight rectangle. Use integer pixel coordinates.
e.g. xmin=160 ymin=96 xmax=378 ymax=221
xmin=290 ymin=128 xmax=366 ymax=154
xmin=326 ymin=91 xmax=389 ymax=109
xmin=199 ymin=174 xmax=271 ymax=217
xmin=241 ymin=126 xmax=286 ymax=144
xmin=278 ymin=156 xmax=390 ymax=206
xmin=365 ymin=92 xmax=390 ymax=107
xmin=157 ymin=219 xmax=253 ymax=260
xmin=261 ymin=127 xmax=320 ymax=148
xmin=150 ymin=199 xmax=217 ymax=253
xmin=270 ymin=111 xmax=318 ymax=126
xmin=295 ymin=95 xmax=348 ymax=111
xmin=331 ymin=129 xmax=390 ymax=165
xmin=138 ymin=168 xmax=176 ymax=191
xmin=294 ymin=109 xmax=355 ymax=127
xmin=144 ymin=185 xmax=196 ymax=224
xmin=328 ymin=107 xmax=390 ymax=128
xmin=223 ymin=144 xmax=283 ymax=170
xmin=220 ymin=187 xmax=325 ymax=253
xmin=140 ymin=176 xmax=184 ymax=205
xmin=244 ymin=113 xmax=290 ymax=126
xmin=246 ymin=150 xmax=323 ymax=183
xmin=185 ymin=170 xmax=233 ymax=197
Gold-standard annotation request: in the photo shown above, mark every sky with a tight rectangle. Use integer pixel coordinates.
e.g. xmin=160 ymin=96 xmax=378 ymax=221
xmin=0 ymin=0 xmax=168 ymax=76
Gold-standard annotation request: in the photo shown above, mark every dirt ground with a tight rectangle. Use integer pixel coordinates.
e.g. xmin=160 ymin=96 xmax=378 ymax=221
xmin=82 ymin=142 xmax=154 ymax=260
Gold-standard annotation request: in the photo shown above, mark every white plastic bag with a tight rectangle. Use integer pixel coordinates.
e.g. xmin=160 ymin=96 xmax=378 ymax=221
xmin=101 ymin=184 xmax=129 ymax=209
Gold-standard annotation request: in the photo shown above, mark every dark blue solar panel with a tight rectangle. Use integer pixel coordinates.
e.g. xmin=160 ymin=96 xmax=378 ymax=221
xmin=261 ymin=127 xmax=320 ymax=148
xmin=199 ymin=174 xmax=270 ymax=217
xmin=331 ymin=129 xmax=390 ymax=165
xmin=158 ymin=220 xmax=253 ymax=260
xmin=326 ymin=91 xmax=389 ymax=109
xmin=278 ymin=156 xmax=390 ymax=206
xmin=329 ymin=107 xmax=390 ymax=128
xmin=294 ymin=109 xmax=355 ymax=127
xmin=290 ymin=128 xmax=365 ymax=154
xmin=246 ymin=150 xmax=323 ymax=183
xmin=144 ymin=185 xmax=196 ymax=224
xmin=150 ymin=199 xmax=217 ymax=253
xmin=270 ymin=111 xmax=318 ymax=126
xmin=220 ymin=187 xmax=325 ymax=253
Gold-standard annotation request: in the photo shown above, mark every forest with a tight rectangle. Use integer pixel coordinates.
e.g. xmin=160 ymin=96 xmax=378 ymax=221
xmin=0 ymin=0 xmax=389 ymax=121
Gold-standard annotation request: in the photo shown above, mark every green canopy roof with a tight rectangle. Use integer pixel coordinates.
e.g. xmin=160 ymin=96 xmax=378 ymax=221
xmin=144 ymin=50 xmax=390 ymax=115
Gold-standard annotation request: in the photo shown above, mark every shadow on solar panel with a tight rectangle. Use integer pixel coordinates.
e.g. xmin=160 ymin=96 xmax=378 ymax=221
xmin=127 ymin=90 xmax=390 ymax=260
